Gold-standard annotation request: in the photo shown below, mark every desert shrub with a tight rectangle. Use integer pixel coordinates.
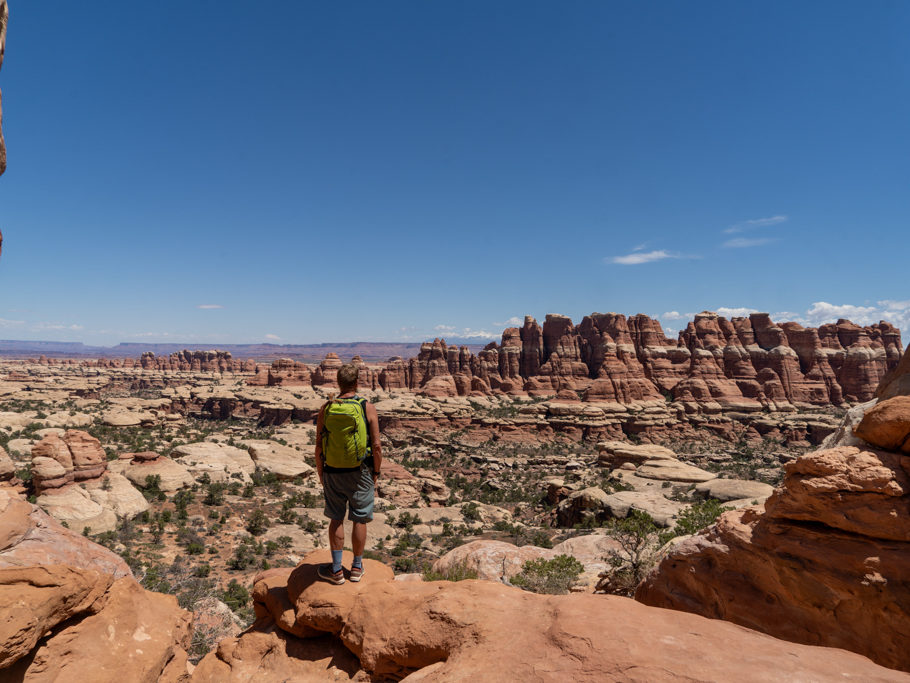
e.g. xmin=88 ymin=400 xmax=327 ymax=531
xmin=221 ymin=579 xmax=250 ymax=613
xmin=423 ymin=561 xmax=479 ymax=582
xmin=602 ymin=510 xmax=661 ymax=596
xmin=511 ymin=555 xmax=584 ymax=595
xmin=203 ymin=482 xmax=226 ymax=506
xmin=461 ymin=501 xmax=481 ymax=523
xmin=245 ymin=508 xmax=270 ymax=536
xmin=665 ymin=498 xmax=730 ymax=539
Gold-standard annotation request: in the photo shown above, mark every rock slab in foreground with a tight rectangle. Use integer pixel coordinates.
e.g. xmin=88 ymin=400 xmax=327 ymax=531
xmin=202 ymin=548 xmax=910 ymax=682
xmin=637 ymin=443 xmax=910 ymax=672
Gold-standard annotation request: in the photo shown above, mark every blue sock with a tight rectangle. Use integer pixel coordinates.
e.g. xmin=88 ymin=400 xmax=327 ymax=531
xmin=331 ymin=550 xmax=343 ymax=573
xmin=353 ymin=555 xmax=363 ymax=569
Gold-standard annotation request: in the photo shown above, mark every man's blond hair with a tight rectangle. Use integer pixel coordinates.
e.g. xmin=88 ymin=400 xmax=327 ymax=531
xmin=337 ymin=363 xmax=359 ymax=392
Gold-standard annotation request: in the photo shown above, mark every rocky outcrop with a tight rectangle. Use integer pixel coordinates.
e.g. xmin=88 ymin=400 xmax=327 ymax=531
xmin=193 ymin=548 xmax=906 ymax=681
xmin=0 ymin=488 xmax=130 ymax=577
xmin=375 ymin=312 xmax=902 ymax=409
xmin=30 ymin=431 xmax=148 ymax=532
xmin=87 ymin=349 xmax=257 ymax=373
xmin=108 ymin=451 xmax=195 ymax=493
xmin=172 ymin=442 xmax=255 ymax=483
xmin=636 ymin=360 xmax=910 ymax=672
xmin=0 ymin=565 xmax=192 ymax=681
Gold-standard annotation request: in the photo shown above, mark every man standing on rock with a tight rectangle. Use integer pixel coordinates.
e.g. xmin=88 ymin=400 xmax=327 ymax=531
xmin=315 ymin=363 xmax=382 ymax=584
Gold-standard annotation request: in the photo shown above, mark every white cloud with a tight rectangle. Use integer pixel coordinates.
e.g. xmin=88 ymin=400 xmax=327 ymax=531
xmin=609 ymin=250 xmax=682 ymax=265
xmin=803 ymin=302 xmax=880 ymax=326
xmin=722 ymin=237 xmax=777 ymax=249
xmin=197 ymin=304 xmax=223 ymax=310
xmin=264 ymin=334 xmax=281 ymax=341
xmin=0 ymin=317 xmax=24 ymax=327
xmin=660 ymin=311 xmax=695 ymax=321
xmin=716 ymin=307 xmax=759 ymax=319
xmin=724 ymin=215 xmax=788 ymax=234
xmin=457 ymin=328 xmax=497 ymax=339
xmin=31 ymin=322 xmax=84 ymax=331
xmin=663 ymin=301 xmax=908 ymax=333
xmin=765 ymin=301 xmax=909 ymax=331
xmin=494 ymin=316 xmax=524 ymax=327
xmin=434 ymin=324 xmax=456 ymax=332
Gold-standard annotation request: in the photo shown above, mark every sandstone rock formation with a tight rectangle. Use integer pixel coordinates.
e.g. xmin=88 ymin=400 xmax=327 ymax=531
xmin=374 ymin=312 xmax=902 ymax=409
xmin=636 ymin=356 xmax=910 ymax=672
xmin=29 ymin=430 xmax=148 ymax=532
xmin=242 ymin=440 xmax=315 ymax=480
xmin=0 ymin=488 xmax=130 ymax=577
xmin=0 ymin=565 xmax=192 ymax=681
xmin=431 ymin=536 xmax=622 ymax=590
xmin=192 ymin=548 xmax=906 ymax=681
xmin=109 ymin=451 xmax=195 ymax=493
xmin=172 ymin=442 xmax=256 ymax=483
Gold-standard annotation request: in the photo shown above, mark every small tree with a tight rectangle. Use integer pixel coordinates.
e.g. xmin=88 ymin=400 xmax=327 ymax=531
xmin=602 ymin=510 xmax=661 ymax=596
xmin=245 ymin=508 xmax=270 ymax=536
xmin=511 ymin=555 xmax=584 ymax=595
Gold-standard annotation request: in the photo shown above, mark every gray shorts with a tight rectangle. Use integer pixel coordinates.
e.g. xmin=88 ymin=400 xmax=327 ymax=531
xmin=322 ymin=466 xmax=374 ymax=523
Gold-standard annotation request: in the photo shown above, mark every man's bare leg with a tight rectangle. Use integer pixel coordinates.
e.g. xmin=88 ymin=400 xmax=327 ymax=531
xmin=328 ymin=519 xmax=345 ymax=551
xmin=352 ymin=521 xmax=367 ymax=557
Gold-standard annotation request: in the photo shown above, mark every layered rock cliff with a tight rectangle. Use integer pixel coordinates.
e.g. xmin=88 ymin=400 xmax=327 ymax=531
xmin=391 ymin=312 xmax=901 ymax=408
xmin=636 ymin=343 xmax=910 ymax=672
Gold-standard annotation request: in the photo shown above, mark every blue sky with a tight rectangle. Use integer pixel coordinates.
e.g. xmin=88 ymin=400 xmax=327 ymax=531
xmin=0 ymin=1 xmax=908 ymax=345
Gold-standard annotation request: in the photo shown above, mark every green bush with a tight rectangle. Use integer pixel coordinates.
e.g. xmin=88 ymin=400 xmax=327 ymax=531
xmin=245 ymin=508 xmax=270 ymax=536
xmin=221 ymin=579 xmax=250 ymax=613
xmin=423 ymin=561 xmax=479 ymax=582
xmin=511 ymin=555 xmax=584 ymax=595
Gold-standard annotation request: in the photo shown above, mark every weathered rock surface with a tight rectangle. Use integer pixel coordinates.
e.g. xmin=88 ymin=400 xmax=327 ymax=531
xmin=222 ymin=549 xmax=907 ymax=681
xmin=243 ymin=440 xmax=315 ymax=480
xmin=0 ymin=488 xmax=130 ymax=577
xmin=172 ymin=442 xmax=255 ymax=483
xmin=29 ymin=431 xmax=148 ymax=530
xmin=109 ymin=452 xmax=195 ymax=492
xmin=637 ymin=442 xmax=910 ymax=672
xmin=855 ymin=395 xmax=910 ymax=453
xmin=694 ymin=477 xmax=774 ymax=502
xmin=431 ymin=536 xmax=622 ymax=589
xmin=0 ymin=565 xmax=192 ymax=681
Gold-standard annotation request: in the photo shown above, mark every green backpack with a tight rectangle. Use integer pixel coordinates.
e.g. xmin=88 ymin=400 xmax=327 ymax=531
xmin=321 ymin=397 xmax=370 ymax=468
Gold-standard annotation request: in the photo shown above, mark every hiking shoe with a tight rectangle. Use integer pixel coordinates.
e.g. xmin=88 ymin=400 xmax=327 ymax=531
xmin=349 ymin=565 xmax=365 ymax=582
xmin=317 ymin=564 xmax=345 ymax=585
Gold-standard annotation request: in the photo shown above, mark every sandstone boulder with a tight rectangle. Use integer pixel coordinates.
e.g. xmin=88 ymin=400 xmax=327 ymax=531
xmin=231 ymin=549 xmax=905 ymax=681
xmin=1 ymin=567 xmax=192 ymax=681
xmin=0 ymin=488 xmax=130 ymax=577
xmin=854 ymin=395 xmax=910 ymax=453
xmin=110 ymin=453 xmax=195 ymax=493
xmin=634 ymin=459 xmax=716 ymax=483
xmin=431 ymin=540 xmax=553 ymax=582
xmin=694 ymin=478 xmax=774 ymax=502
xmin=172 ymin=442 xmax=255 ymax=483
xmin=637 ymin=441 xmax=910 ymax=672
xmin=36 ymin=486 xmax=118 ymax=534
xmin=244 ymin=440 xmax=315 ymax=480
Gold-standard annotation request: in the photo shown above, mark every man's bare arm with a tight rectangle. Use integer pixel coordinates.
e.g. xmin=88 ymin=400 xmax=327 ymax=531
xmin=365 ymin=402 xmax=382 ymax=478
